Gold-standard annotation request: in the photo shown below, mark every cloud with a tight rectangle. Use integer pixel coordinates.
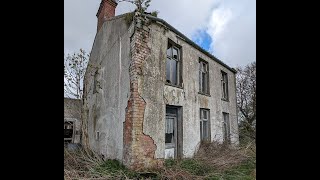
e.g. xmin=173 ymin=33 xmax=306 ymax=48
xmin=147 ymin=0 xmax=256 ymax=67
xmin=206 ymin=0 xmax=256 ymax=67
xmin=148 ymin=0 xmax=218 ymax=37
xmin=64 ymin=0 xmax=101 ymax=54
xmin=64 ymin=0 xmax=256 ymax=67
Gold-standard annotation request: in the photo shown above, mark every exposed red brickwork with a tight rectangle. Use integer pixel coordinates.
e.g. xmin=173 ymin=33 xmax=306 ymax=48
xmin=96 ymin=0 xmax=117 ymax=33
xmin=123 ymin=19 xmax=163 ymax=170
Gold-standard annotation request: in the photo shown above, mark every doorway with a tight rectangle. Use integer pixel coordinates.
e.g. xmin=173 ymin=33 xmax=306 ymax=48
xmin=64 ymin=121 xmax=74 ymax=143
xmin=165 ymin=105 xmax=182 ymax=159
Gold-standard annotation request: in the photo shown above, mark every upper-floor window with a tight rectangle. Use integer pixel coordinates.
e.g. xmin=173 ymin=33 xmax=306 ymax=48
xmin=221 ymin=71 xmax=229 ymax=100
xmin=166 ymin=41 xmax=182 ymax=87
xmin=199 ymin=59 xmax=209 ymax=94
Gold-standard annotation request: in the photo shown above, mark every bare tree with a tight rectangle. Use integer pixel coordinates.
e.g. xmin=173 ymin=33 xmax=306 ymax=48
xmin=236 ymin=62 xmax=256 ymax=142
xmin=64 ymin=49 xmax=89 ymax=99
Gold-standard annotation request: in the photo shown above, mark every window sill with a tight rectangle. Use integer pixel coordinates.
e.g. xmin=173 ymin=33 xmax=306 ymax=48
xmin=221 ymin=98 xmax=229 ymax=102
xmin=165 ymin=83 xmax=183 ymax=89
xmin=200 ymin=139 xmax=211 ymax=143
xmin=198 ymin=92 xmax=211 ymax=97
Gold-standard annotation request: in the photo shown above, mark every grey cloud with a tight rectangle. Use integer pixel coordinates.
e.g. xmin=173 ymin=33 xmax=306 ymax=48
xmin=207 ymin=0 xmax=256 ymax=67
xmin=65 ymin=0 xmax=256 ymax=68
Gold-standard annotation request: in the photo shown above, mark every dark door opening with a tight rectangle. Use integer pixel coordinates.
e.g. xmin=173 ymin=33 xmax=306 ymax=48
xmin=165 ymin=105 xmax=183 ymax=159
xmin=64 ymin=121 xmax=74 ymax=143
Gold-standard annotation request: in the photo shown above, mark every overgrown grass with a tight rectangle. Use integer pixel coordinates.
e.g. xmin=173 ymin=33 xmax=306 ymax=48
xmin=94 ymin=159 xmax=133 ymax=178
xmin=64 ymin=141 xmax=256 ymax=179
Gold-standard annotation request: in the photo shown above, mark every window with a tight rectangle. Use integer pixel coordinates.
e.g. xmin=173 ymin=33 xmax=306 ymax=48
xmin=221 ymin=71 xmax=229 ymax=100
xmin=200 ymin=109 xmax=210 ymax=141
xmin=166 ymin=41 xmax=182 ymax=86
xmin=199 ymin=60 xmax=209 ymax=94
xmin=64 ymin=121 xmax=74 ymax=143
xmin=223 ymin=112 xmax=230 ymax=144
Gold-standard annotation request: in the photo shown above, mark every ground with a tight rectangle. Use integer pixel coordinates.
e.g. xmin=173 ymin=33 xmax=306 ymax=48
xmin=64 ymin=141 xmax=256 ymax=179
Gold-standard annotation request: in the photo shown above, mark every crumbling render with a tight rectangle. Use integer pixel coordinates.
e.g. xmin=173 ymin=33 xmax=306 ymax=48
xmin=123 ymin=15 xmax=162 ymax=170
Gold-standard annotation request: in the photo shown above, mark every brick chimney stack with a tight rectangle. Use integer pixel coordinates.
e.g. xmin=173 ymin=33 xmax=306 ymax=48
xmin=96 ymin=0 xmax=118 ymax=32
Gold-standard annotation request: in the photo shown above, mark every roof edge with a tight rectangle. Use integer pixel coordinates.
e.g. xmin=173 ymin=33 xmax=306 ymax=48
xmin=141 ymin=14 xmax=237 ymax=73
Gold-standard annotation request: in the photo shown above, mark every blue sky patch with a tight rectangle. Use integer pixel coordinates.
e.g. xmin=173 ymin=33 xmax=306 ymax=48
xmin=192 ymin=29 xmax=213 ymax=52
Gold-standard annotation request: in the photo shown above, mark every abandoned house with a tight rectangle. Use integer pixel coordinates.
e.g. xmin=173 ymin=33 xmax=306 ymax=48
xmin=82 ymin=0 xmax=239 ymax=170
xmin=64 ymin=98 xmax=82 ymax=145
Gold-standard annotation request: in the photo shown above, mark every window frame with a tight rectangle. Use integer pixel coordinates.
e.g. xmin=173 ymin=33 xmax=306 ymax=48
xmin=200 ymin=108 xmax=211 ymax=141
xmin=222 ymin=112 xmax=231 ymax=144
xmin=199 ymin=59 xmax=210 ymax=95
xmin=64 ymin=120 xmax=75 ymax=143
xmin=221 ymin=70 xmax=229 ymax=101
xmin=166 ymin=40 xmax=183 ymax=88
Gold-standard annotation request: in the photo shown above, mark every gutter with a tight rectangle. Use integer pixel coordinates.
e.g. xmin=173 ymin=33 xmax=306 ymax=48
xmin=142 ymin=14 xmax=237 ymax=74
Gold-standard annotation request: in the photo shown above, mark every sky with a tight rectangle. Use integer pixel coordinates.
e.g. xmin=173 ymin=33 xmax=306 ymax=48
xmin=64 ymin=0 xmax=256 ymax=68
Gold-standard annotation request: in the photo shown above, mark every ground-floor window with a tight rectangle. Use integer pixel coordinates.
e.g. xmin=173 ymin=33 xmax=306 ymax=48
xmin=200 ymin=109 xmax=210 ymax=141
xmin=64 ymin=121 xmax=74 ymax=143
xmin=223 ymin=112 xmax=231 ymax=144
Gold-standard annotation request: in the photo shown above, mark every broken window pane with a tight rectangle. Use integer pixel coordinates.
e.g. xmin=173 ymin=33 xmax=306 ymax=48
xmin=165 ymin=133 xmax=173 ymax=143
xmin=166 ymin=58 xmax=171 ymax=83
xmin=221 ymin=71 xmax=228 ymax=100
xmin=171 ymin=60 xmax=177 ymax=85
xmin=172 ymin=48 xmax=178 ymax=59
xmin=199 ymin=60 xmax=209 ymax=94
xmin=167 ymin=44 xmax=172 ymax=57
xmin=166 ymin=40 xmax=181 ymax=86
